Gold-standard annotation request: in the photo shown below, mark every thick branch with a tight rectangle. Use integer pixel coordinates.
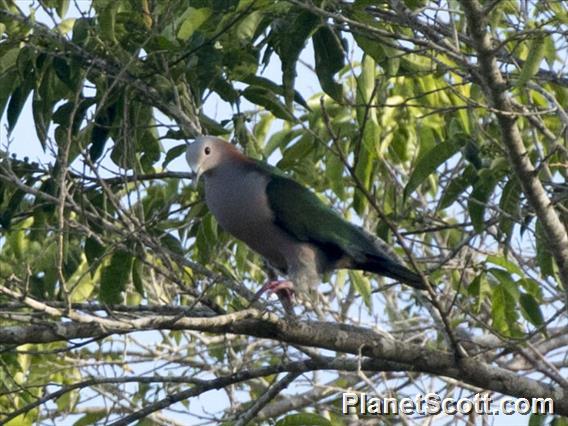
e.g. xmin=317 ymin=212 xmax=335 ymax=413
xmin=0 ymin=309 xmax=565 ymax=415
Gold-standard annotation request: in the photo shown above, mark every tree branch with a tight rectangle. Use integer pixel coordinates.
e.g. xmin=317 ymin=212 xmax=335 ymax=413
xmin=459 ymin=0 xmax=568 ymax=302
xmin=1 ymin=308 xmax=565 ymax=415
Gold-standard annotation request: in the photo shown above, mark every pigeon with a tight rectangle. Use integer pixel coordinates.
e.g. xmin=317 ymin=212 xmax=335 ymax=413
xmin=186 ymin=136 xmax=426 ymax=308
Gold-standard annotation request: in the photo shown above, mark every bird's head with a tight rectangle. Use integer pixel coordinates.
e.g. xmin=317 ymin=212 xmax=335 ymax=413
xmin=186 ymin=136 xmax=242 ymax=188
xmin=186 ymin=136 xmax=221 ymax=188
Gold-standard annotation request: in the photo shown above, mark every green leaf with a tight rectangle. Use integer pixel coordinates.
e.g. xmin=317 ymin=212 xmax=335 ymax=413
xmin=253 ymin=112 xmax=274 ymax=143
xmin=535 ymin=220 xmax=554 ymax=278
xmin=56 ymin=0 xmax=70 ymax=18
xmin=353 ymin=137 xmax=374 ymax=215
xmin=498 ymin=177 xmax=520 ymax=243
xmin=0 ymin=47 xmax=19 ymax=75
xmin=0 ymin=186 xmax=27 ymax=229
xmin=270 ymin=10 xmax=319 ymax=106
xmin=57 ymin=17 xmax=75 ymax=35
xmin=356 ymin=54 xmax=376 ymax=124
xmin=177 ymin=8 xmax=212 ymax=41
xmin=517 ymin=33 xmax=546 ymax=87
xmin=99 ymin=2 xmax=118 ymax=43
xmin=467 ymin=274 xmax=492 ymax=314
xmin=488 ymin=268 xmax=519 ymax=300
xmin=325 ymin=151 xmax=345 ymax=199
xmin=275 ymin=413 xmax=332 ymax=426
xmin=164 ymin=144 xmax=186 ymax=168
xmin=491 ymin=284 xmax=521 ymax=337
xmin=313 ymin=26 xmax=344 ymax=102
xmin=85 ymin=236 xmax=105 ymax=269
xmin=468 ymin=172 xmax=498 ymax=233
xmin=349 ymin=271 xmax=372 ymax=310
xmin=518 ymin=278 xmax=543 ymax=300
xmin=542 ymin=35 xmax=556 ymax=69
xmin=164 ymin=129 xmax=189 ymax=140
xmin=34 ymin=59 xmax=68 ymax=146
xmin=235 ymin=9 xmax=262 ymax=41
xmin=53 ymin=57 xmax=76 ymax=92
xmin=519 ymin=292 xmax=544 ymax=327
xmin=0 ymin=69 xmax=16 ymax=123
xmin=403 ymin=0 xmax=426 ymax=9
xmin=352 ymin=22 xmax=384 ymax=64
xmin=200 ymin=113 xmax=230 ymax=136
xmin=463 ymin=139 xmax=482 ymax=169
xmin=72 ymin=17 xmax=94 ymax=45
xmin=350 ymin=3 xmax=401 ymax=76
xmin=405 ymin=139 xmax=462 ymax=200
xmin=7 ymin=84 xmax=33 ymax=133
xmin=160 ymin=233 xmax=184 ymax=256
xmin=438 ymin=164 xmax=477 ymax=209
xmin=99 ymin=249 xmax=133 ymax=304
xmin=399 ymin=53 xmax=433 ymax=73
xmin=56 ymin=387 xmax=77 ymax=412
xmin=17 ymin=45 xmax=35 ymax=79
xmin=528 ymin=414 xmax=547 ymax=426
xmin=0 ymin=47 xmax=18 ymax=116
xmin=241 ymin=75 xmax=309 ymax=109
xmin=551 ymin=416 xmax=568 ymax=426
xmin=132 ymin=258 xmax=145 ymax=297
xmin=486 ymin=254 xmax=523 ymax=276
xmin=352 ymin=54 xmax=378 ymax=214
xmin=90 ymin=101 xmax=118 ymax=161
xmin=5 ymin=414 xmax=33 ymax=426
xmin=138 ymin=129 xmax=161 ymax=171
xmin=194 ymin=213 xmax=218 ymax=263
xmin=73 ymin=412 xmax=106 ymax=426
xmin=53 ymin=98 xmax=95 ymax=135
xmin=211 ymin=76 xmax=239 ymax=103
xmin=264 ymin=129 xmax=301 ymax=157
xmin=63 ymin=242 xmax=83 ymax=280
xmin=242 ymin=86 xmax=295 ymax=121
xmin=32 ymin=92 xmax=51 ymax=147
xmin=278 ymin=134 xmax=315 ymax=169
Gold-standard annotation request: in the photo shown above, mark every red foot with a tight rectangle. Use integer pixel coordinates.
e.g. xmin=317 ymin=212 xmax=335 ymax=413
xmin=254 ymin=280 xmax=294 ymax=299
xmin=253 ymin=280 xmax=296 ymax=314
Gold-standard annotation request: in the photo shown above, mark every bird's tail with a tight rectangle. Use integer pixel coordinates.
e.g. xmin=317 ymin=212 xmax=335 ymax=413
xmin=357 ymin=255 xmax=427 ymax=290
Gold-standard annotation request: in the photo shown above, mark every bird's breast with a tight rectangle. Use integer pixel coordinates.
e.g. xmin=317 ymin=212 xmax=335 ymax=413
xmin=204 ymin=168 xmax=270 ymax=233
xmin=203 ymin=167 xmax=290 ymax=269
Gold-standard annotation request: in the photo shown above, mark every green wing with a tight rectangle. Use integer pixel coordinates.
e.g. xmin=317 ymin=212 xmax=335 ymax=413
xmin=265 ymin=173 xmax=375 ymax=263
xmin=263 ymin=168 xmax=425 ymax=289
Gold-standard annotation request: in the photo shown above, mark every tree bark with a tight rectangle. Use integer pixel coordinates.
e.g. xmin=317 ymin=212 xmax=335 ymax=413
xmin=1 ymin=309 xmax=565 ymax=415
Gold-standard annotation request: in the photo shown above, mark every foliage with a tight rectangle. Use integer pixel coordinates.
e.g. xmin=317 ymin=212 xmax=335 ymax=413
xmin=0 ymin=0 xmax=567 ymax=424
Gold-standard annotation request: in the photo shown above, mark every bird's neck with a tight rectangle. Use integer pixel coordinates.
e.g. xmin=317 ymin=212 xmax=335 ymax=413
xmin=206 ymin=151 xmax=258 ymax=179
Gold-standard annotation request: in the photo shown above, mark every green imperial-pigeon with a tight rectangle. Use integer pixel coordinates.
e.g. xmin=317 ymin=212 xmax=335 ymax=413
xmin=186 ymin=136 xmax=426 ymax=306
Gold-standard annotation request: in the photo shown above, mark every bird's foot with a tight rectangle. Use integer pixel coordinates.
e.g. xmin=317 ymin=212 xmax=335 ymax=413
xmin=254 ymin=280 xmax=294 ymax=299
xmin=254 ymin=280 xmax=295 ymax=314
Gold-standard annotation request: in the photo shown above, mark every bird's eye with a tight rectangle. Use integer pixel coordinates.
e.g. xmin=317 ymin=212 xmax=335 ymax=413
xmin=204 ymin=147 xmax=211 ymax=155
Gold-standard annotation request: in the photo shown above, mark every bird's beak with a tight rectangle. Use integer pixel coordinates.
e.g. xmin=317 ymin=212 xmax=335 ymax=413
xmin=186 ymin=142 xmax=202 ymax=189
xmin=192 ymin=167 xmax=202 ymax=189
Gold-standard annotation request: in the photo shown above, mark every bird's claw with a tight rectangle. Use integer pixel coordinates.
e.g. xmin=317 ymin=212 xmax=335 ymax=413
xmin=254 ymin=280 xmax=295 ymax=300
xmin=253 ymin=280 xmax=296 ymax=314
